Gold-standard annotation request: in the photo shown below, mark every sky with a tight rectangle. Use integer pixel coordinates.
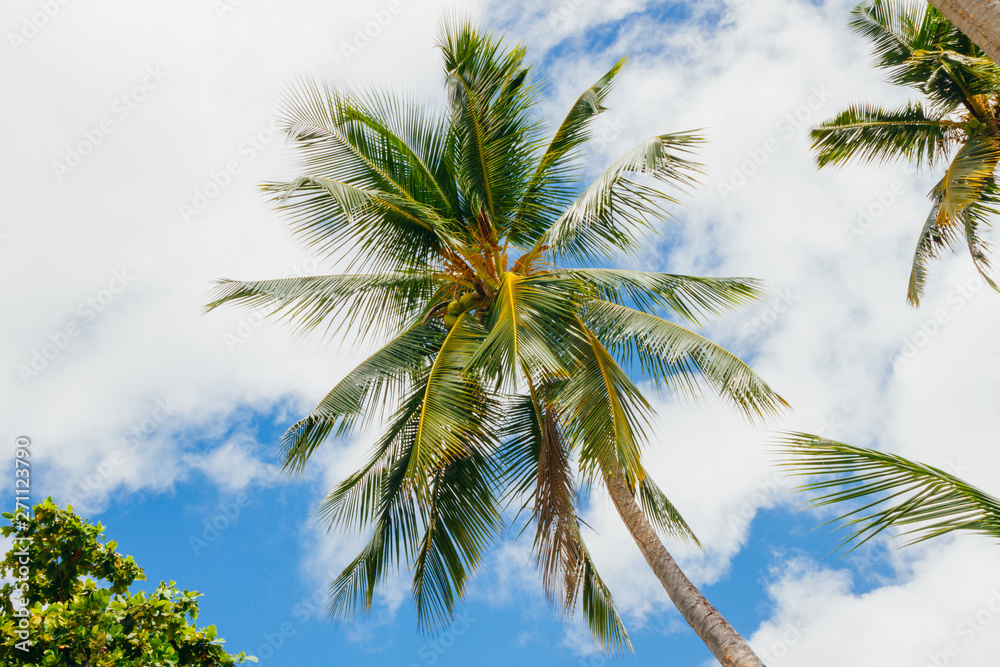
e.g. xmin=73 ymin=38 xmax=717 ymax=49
xmin=5 ymin=0 xmax=1000 ymax=665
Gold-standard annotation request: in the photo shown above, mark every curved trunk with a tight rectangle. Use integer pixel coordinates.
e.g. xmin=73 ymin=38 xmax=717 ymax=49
xmin=604 ymin=473 xmax=765 ymax=667
xmin=928 ymin=0 xmax=1000 ymax=63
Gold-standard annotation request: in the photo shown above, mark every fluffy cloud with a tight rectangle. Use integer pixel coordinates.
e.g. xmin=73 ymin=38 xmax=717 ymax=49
xmin=2 ymin=0 xmax=487 ymax=509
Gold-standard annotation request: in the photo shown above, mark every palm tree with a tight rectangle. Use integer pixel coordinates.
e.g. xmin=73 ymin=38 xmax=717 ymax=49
xmin=811 ymin=0 xmax=1000 ymax=306
xmin=927 ymin=0 xmax=1000 ymax=65
xmin=780 ymin=433 xmax=1000 ymax=550
xmin=208 ymin=20 xmax=786 ymax=666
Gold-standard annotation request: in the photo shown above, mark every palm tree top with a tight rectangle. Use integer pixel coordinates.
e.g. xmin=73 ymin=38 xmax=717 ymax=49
xmin=208 ymin=18 xmax=786 ymax=657
xmin=810 ymin=0 xmax=1000 ymax=306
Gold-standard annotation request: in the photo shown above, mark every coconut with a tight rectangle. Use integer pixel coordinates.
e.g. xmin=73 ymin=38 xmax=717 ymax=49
xmin=443 ymin=313 xmax=459 ymax=327
xmin=458 ymin=292 xmax=478 ymax=309
xmin=446 ymin=300 xmax=463 ymax=315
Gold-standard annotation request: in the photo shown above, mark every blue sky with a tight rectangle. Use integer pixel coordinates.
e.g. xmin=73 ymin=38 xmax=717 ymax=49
xmin=7 ymin=0 xmax=1000 ymax=665
xmin=60 ymin=411 xmax=884 ymax=667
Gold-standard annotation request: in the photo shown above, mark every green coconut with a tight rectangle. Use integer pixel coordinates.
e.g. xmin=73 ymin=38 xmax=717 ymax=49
xmin=446 ymin=300 xmax=463 ymax=315
xmin=443 ymin=313 xmax=459 ymax=327
xmin=458 ymin=292 xmax=478 ymax=309
xmin=968 ymin=117 xmax=984 ymax=132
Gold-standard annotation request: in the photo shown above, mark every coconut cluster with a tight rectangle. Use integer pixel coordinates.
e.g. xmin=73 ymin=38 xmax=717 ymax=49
xmin=443 ymin=291 xmax=481 ymax=327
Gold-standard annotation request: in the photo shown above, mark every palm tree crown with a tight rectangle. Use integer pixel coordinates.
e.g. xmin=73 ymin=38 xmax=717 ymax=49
xmin=811 ymin=0 xmax=1000 ymax=305
xmin=209 ymin=19 xmax=786 ymax=655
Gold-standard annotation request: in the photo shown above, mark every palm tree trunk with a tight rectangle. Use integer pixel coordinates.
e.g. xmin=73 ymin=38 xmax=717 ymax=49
xmin=604 ymin=473 xmax=765 ymax=667
xmin=927 ymin=0 xmax=1000 ymax=64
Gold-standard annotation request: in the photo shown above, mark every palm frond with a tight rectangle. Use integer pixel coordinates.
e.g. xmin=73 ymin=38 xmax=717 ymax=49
xmin=536 ymin=133 xmax=703 ymax=263
xmin=466 ymin=274 xmax=582 ymax=387
xmin=326 ymin=409 xmax=422 ymax=620
xmin=810 ymin=102 xmax=956 ymax=169
xmin=906 ymin=199 xmax=959 ymax=305
xmin=437 ymin=17 xmax=542 ymax=234
xmin=263 ymin=176 xmax=447 ymax=274
xmin=960 ymin=190 xmax=1000 ymax=295
xmin=504 ymin=387 xmax=632 ymax=651
xmin=584 ymin=300 xmax=788 ymax=421
xmin=636 ymin=475 xmax=701 ymax=545
xmin=569 ymin=535 xmax=632 ymax=651
xmin=558 ymin=268 xmax=763 ymax=326
xmin=411 ymin=452 xmax=503 ymax=631
xmin=406 ymin=314 xmax=497 ymax=487
xmin=559 ymin=323 xmax=652 ymax=486
xmin=894 ymin=50 xmax=1000 ymax=115
xmin=779 ymin=432 xmax=1000 ymax=551
xmin=849 ymin=0 xmax=930 ymax=71
xmin=281 ymin=323 xmax=445 ymax=473
xmin=206 ymin=272 xmax=440 ymax=340
xmin=315 ymin=374 xmax=431 ymax=531
xmin=510 ymin=59 xmax=628 ymax=245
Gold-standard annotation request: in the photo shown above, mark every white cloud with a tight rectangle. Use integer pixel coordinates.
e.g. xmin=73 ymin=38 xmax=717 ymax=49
xmin=742 ymin=539 xmax=1000 ymax=666
xmin=1 ymin=0 xmax=488 ymax=510
xmin=184 ymin=433 xmax=282 ymax=492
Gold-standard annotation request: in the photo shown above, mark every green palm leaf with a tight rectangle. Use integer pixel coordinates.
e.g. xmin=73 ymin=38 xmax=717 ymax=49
xmin=438 ymin=17 xmax=541 ymax=231
xmin=779 ymin=433 xmax=1000 ymax=551
xmin=560 ymin=268 xmax=763 ymax=326
xmin=406 ymin=314 xmax=498 ymax=488
xmin=535 ymin=133 xmax=703 ymax=263
xmin=466 ymin=273 xmax=581 ymax=385
xmin=411 ymin=452 xmax=503 ymax=631
xmin=510 ymin=59 xmax=628 ymax=246
xmin=810 ymin=102 xmax=957 ymax=169
xmin=206 ymin=273 xmax=440 ymax=339
xmin=281 ymin=323 xmax=445 ymax=473
xmin=326 ymin=393 xmax=424 ymax=621
xmin=905 ymin=200 xmax=959 ymax=305
xmin=560 ymin=323 xmax=651 ymax=486
xmin=584 ymin=300 xmax=788 ymax=420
